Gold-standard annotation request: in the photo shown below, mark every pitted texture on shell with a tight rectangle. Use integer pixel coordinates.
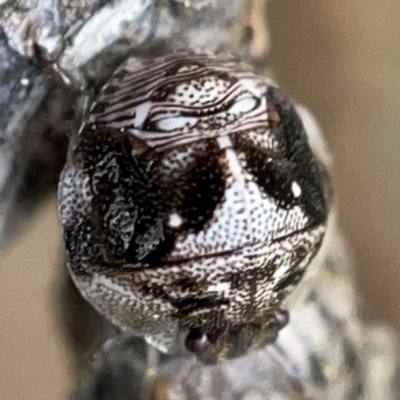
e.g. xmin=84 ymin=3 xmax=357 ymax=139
xmin=59 ymin=53 xmax=331 ymax=361
xmin=88 ymin=53 xmax=270 ymax=151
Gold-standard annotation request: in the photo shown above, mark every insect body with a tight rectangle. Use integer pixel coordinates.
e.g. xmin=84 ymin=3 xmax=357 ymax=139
xmin=58 ymin=53 xmax=331 ymax=363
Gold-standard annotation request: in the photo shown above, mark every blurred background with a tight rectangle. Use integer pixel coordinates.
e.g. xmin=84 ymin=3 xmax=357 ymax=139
xmin=1 ymin=1 xmax=400 ymax=398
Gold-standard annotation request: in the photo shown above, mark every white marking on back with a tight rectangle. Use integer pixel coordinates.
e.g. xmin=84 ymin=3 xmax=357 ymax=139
xmin=157 ymin=116 xmax=197 ymax=131
xmin=206 ymin=282 xmax=231 ymax=298
xmin=229 ymin=97 xmax=256 ymax=115
xmin=134 ymin=101 xmax=152 ymax=127
xmin=218 ymin=137 xmax=254 ymax=243
xmin=291 ymin=181 xmax=302 ymax=198
xmin=274 ymin=264 xmax=290 ymax=281
xmin=217 ymin=135 xmax=232 ymax=150
xmin=91 ymin=274 xmax=139 ymax=304
xmin=168 ymin=212 xmax=184 ymax=228
xmin=225 ymin=148 xmax=243 ymax=179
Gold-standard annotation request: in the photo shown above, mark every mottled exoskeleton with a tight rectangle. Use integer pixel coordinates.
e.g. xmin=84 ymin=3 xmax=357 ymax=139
xmin=59 ymin=52 xmax=332 ymax=363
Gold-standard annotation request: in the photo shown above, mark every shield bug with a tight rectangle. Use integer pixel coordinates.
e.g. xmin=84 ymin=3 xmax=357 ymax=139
xmin=58 ymin=52 xmax=331 ymax=363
